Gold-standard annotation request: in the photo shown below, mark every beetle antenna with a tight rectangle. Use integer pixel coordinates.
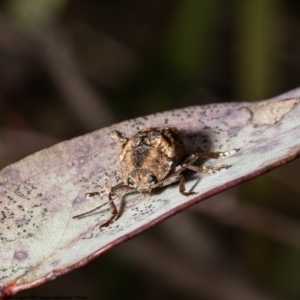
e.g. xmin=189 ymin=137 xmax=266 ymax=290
xmin=72 ymin=196 xmax=115 ymax=219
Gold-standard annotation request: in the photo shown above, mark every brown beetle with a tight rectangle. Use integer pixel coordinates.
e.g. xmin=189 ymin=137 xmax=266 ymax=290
xmin=73 ymin=127 xmax=238 ymax=228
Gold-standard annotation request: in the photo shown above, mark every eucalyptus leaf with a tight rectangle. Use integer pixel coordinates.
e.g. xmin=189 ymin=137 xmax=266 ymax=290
xmin=1 ymin=88 xmax=300 ymax=297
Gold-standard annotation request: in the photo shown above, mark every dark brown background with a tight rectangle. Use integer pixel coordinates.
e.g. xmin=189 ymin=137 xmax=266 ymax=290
xmin=1 ymin=1 xmax=300 ymax=299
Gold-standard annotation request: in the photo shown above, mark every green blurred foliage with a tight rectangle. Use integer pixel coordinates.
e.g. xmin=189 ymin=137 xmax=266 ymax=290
xmin=235 ymin=0 xmax=282 ymax=101
xmin=7 ymin=0 xmax=67 ymax=33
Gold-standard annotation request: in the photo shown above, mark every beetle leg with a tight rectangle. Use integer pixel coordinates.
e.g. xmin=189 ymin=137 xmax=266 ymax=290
xmin=179 ymin=174 xmax=196 ymax=196
xmin=178 ymin=148 xmax=239 ymax=173
xmin=193 ymin=149 xmax=239 ymax=159
xmin=110 ymin=130 xmax=128 ymax=144
xmin=159 ymin=173 xmax=180 ymax=188
xmin=187 ymin=164 xmax=228 ymax=173
xmin=157 ymin=173 xmax=194 ymax=196
xmin=156 ymin=148 xmax=239 ymax=196
xmin=99 ymin=194 xmax=119 ymax=228
xmin=99 ymin=184 xmax=136 ymax=228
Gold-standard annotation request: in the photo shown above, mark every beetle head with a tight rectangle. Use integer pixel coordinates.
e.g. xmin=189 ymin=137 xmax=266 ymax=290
xmin=126 ymin=168 xmax=158 ymax=193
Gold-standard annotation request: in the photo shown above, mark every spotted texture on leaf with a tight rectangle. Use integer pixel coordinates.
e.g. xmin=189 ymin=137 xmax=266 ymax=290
xmin=1 ymin=88 xmax=300 ymax=297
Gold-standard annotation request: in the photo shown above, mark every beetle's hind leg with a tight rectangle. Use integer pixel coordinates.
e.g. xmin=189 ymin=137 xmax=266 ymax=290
xmin=193 ymin=149 xmax=239 ymax=159
xmin=181 ymin=148 xmax=239 ymax=174
xmin=110 ymin=130 xmax=128 ymax=144
xmin=186 ymin=164 xmax=228 ymax=173
xmin=163 ymin=148 xmax=240 ymax=195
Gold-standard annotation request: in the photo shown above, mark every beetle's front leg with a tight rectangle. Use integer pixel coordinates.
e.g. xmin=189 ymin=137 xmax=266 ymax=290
xmin=99 ymin=193 xmax=119 ymax=228
xmin=158 ymin=172 xmax=195 ymax=196
xmin=178 ymin=174 xmax=196 ymax=196
xmin=99 ymin=185 xmax=137 ymax=228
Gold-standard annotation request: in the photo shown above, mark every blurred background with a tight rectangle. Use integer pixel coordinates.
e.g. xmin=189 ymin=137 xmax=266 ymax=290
xmin=1 ymin=0 xmax=300 ymax=299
